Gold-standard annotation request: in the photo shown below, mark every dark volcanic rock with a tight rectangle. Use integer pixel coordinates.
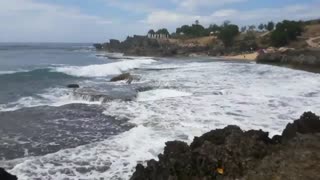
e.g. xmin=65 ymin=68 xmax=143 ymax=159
xmin=0 ymin=168 xmax=17 ymax=180
xmin=93 ymin=43 xmax=103 ymax=50
xmin=256 ymin=49 xmax=320 ymax=67
xmin=282 ymin=111 xmax=320 ymax=141
xmin=130 ymin=112 xmax=320 ymax=180
xmin=110 ymin=73 xmax=133 ymax=83
xmin=67 ymin=84 xmax=80 ymax=89
xmin=243 ymin=133 xmax=320 ymax=180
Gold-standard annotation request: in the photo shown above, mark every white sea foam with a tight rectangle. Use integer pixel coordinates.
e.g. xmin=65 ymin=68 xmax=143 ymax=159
xmin=137 ymin=89 xmax=192 ymax=101
xmin=0 ymin=71 xmax=17 ymax=75
xmin=54 ymin=59 xmax=156 ymax=77
xmin=0 ymin=70 xmax=29 ymax=75
xmin=4 ymin=60 xmax=320 ymax=180
xmin=0 ymin=88 xmax=102 ymax=112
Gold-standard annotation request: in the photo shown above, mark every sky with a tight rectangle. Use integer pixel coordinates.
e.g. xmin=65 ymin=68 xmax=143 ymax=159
xmin=0 ymin=0 xmax=319 ymax=42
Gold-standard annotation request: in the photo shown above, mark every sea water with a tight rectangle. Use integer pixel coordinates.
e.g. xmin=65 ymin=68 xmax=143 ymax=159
xmin=0 ymin=43 xmax=320 ymax=179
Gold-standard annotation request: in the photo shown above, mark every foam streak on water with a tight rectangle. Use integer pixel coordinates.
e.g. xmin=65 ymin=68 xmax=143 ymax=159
xmin=4 ymin=60 xmax=320 ymax=180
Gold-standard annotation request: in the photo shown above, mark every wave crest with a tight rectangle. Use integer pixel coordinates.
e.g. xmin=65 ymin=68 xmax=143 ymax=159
xmin=54 ymin=59 xmax=156 ymax=77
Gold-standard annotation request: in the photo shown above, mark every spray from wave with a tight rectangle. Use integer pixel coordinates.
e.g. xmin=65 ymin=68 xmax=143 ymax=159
xmin=53 ymin=59 xmax=157 ymax=77
xmin=0 ymin=88 xmax=102 ymax=112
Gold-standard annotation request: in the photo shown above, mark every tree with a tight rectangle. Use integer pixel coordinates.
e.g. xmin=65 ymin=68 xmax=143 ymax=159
xmin=208 ymin=24 xmax=221 ymax=33
xmin=241 ymin=26 xmax=247 ymax=32
xmin=258 ymin=23 xmax=264 ymax=31
xmin=148 ymin=29 xmax=155 ymax=34
xmin=195 ymin=20 xmax=200 ymax=25
xmin=248 ymin=25 xmax=256 ymax=31
xmin=271 ymin=20 xmax=303 ymax=46
xmin=176 ymin=24 xmax=208 ymax=37
xmin=156 ymin=28 xmax=170 ymax=35
xmin=218 ymin=23 xmax=239 ymax=47
xmin=223 ymin=20 xmax=231 ymax=26
xmin=266 ymin=21 xmax=275 ymax=31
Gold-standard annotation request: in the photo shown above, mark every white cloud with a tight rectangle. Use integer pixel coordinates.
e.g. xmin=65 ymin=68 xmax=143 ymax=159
xmin=0 ymin=0 xmax=113 ymax=42
xmin=174 ymin=0 xmax=247 ymax=11
xmin=105 ymin=0 xmax=158 ymax=13
xmin=143 ymin=3 xmax=320 ymax=31
xmin=211 ymin=9 xmax=237 ymax=17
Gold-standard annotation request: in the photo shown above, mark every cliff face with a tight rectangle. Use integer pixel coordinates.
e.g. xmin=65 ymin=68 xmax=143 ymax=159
xmin=130 ymin=112 xmax=320 ymax=180
xmin=256 ymin=49 xmax=320 ymax=67
xmin=94 ymin=36 xmax=212 ymax=57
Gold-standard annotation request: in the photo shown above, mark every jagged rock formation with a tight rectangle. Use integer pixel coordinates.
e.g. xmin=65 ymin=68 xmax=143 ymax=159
xmin=0 ymin=168 xmax=17 ymax=180
xmin=131 ymin=112 xmax=320 ymax=180
xmin=94 ymin=36 xmax=212 ymax=57
xmin=256 ymin=49 xmax=320 ymax=67
xmin=110 ymin=73 xmax=134 ymax=84
xmin=67 ymin=84 xmax=80 ymax=89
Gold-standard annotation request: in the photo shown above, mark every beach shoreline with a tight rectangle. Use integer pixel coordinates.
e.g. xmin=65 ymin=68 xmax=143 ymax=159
xmin=222 ymin=52 xmax=258 ymax=61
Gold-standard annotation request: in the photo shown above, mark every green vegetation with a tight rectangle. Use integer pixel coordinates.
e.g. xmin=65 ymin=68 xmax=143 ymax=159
xmin=148 ymin=28 xmax=169 ymax=35
xmin=258 ymin=23 xmax=265 ymax=31
xmin=176 ymin=24 xmax=208 ymax=37
xmin=218 ymin=23 xmax=239 ymax=47
xmin=266 ymin=21 xmax=275 ymax=31
xmin=147 ymin=19 xmax=312 ymax=49
xmin=271 ymin=20 xmax=303 ymax=46
xmin=156 ymin=28 xmax=170 ymax=35
xmin=148 ymin=29 xmax=155 ymax=34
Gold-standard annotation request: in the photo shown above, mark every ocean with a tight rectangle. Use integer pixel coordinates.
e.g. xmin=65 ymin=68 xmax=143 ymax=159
xmin=0 ymin=43 xmax=320 ymax=179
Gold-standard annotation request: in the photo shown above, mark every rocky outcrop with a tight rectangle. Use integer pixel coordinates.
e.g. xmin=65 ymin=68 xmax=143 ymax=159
xmin=94 ymin=36 xmax=211 ymax=57
xmin=0 ymin=168 xmax=17 ymax=180
xmin=131 ymin=112 xmax=320 ymax=180
xmin=256 ymin=49 xmax=320 ymax=67
xmin=67 ymin=84 xmax=80 ymax=89
xmin=110 ymin=73 xmax=134 ymax=84
xmin=281 ymin=111 xmax=320 ymax=141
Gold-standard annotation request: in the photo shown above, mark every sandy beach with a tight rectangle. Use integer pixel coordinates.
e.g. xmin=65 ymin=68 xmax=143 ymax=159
xmin=223 ymin=52 xmax=258 ymax=61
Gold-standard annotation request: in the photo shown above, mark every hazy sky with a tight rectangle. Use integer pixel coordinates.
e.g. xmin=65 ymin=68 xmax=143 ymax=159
xmin=0 ymin=0 xmax=319 ymax=42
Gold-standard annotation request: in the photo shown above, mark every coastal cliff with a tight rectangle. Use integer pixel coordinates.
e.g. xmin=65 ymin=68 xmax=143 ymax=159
xmin=256 ymin=48 xmax=320 ymax=68
xmin=130 ymin=112 xmax=320 ymax=180
xmin=94 ymin=35 xmax=223 ymax=57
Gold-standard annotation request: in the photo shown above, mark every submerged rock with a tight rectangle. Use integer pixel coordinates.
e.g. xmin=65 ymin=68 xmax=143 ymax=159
xmin=131 ymin=112 xmax=320 ymax=180
xmin=0 ymin=168 xmax=17 ymax=180
xmin=67 ymin=84 xmax=80 ymax=89
xmin=110 ymin=73 xmax=134 ymax=84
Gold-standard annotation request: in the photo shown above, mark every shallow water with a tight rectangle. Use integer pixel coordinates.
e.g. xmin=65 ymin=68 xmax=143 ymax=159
xmin=0 ymin=43 xmax=320 ymax=179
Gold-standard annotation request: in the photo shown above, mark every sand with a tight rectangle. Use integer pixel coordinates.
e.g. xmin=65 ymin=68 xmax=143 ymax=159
xmin=223 ymin=52 xmax=258 ymax=61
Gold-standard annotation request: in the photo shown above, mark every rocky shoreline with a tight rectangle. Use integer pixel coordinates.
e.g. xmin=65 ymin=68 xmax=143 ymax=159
xmin=94 ymin=36 xmax=223 ymax=57
xmin=94 ymin=36 xmax=320 ymax=72
xmin=257 ymin=48 xmax=320 ymax=69
xmin=130 ymin=112 xmax=320 ymax=180
xmin=1 ymin=112 xmax=320 ymax=179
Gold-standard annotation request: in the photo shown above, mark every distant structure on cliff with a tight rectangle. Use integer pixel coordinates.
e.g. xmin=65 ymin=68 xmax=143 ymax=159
xmin=147 ymin=33 xmax=169 ymax=39
xmin=147 ymin=29 xmax=170 ymax=39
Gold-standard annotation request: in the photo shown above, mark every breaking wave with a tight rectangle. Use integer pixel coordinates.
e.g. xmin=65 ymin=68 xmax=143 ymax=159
xmin=54 ymin=59 xmax=157 ymax=77
xmin=0 ymin=88 xmax=102 ymax=112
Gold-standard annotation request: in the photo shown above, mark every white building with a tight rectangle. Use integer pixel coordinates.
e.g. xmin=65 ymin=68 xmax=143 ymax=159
xmin=147 ymin=33 xmax=169 ymax=39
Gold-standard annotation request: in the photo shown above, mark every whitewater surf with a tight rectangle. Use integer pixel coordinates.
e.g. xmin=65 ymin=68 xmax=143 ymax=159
xmin=1 ymin=43 xmax=320 ymax=179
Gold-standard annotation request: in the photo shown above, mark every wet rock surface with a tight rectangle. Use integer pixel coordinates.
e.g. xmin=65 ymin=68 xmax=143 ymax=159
xmin=0 ymin=168 xmax=17 ymax=180
xmin=110 ymin=73 xmax=134 ymax=83
xmin=256 ymin=49 xmax=320 ymax=67
xmin=131 ymin=112 xmax=320 ymax=180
